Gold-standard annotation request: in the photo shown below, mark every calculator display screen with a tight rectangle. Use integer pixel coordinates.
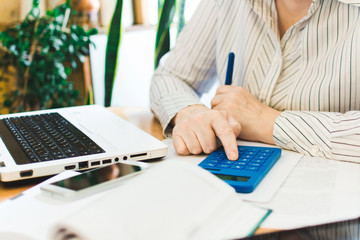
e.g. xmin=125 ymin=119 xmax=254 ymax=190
xmin=213 ymin=174 xmax=250 ymax=182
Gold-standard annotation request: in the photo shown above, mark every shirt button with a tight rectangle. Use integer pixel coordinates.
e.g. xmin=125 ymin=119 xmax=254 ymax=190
xmin=311 ymin=145 xmax=320 ymax=154
xmin=287 ymin=142 xmax=295 ymax=149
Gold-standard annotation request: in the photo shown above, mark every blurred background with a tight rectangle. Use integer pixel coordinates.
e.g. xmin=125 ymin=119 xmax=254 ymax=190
xmin=0 ymin=0 xmax=202 ymax=109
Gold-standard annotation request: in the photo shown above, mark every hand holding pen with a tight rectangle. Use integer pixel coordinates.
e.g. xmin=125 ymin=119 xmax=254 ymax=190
xmin=212 ymin=52 xmax=281 ymax=145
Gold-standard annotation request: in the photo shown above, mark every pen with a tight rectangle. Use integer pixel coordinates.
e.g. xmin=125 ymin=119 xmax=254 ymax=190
xmin=225 ymin=52 xmax=235 ymax=85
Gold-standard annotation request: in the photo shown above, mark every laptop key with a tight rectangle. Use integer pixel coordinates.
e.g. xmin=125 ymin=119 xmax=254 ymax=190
xmin=66 ymin=152 xmax=80 ymax=158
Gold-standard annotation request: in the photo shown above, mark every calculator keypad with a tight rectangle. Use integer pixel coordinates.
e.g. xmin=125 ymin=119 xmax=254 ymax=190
xmin=201 ymin=146 xmax=274 ymax=171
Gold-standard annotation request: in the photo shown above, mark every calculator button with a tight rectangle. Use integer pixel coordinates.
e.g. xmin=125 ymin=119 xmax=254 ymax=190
xmin=244 ymin=151 xmax=257 ymax=155
xmin=260 ymin=149 xmax=273 ymax=153
xmin=254 ymin=156 xmax=268 ymax=160
xmin=234 ymin=162 xmax=248 ymax=166
xmin=206 ymin=159 xmax=221 ymax=164
xmin=222 ymin=160 xmax=235 ymax=165
xmin=257 ymin=152 xmax=271 ymax=157
xmin=216 ymin=164 xmax=231 ymax=168
xmin=248 ymin=163 xmax=262 ymax=167
xmin=240 ymin=147 xmax=254 ymax=151
xmin=240 ymin=155 xmax=254 ymax=159
xmin=251 ymin=159 xmax=265 ymax=164
xmin=231 ymin=165 xmax=244 ymax=169
xmin=245 ymin=166 xmax=259 ymax=171
xmin=237 ymin=157 xmax=251 ymax=162
xmin=203 ymin=163 xmax=217 ymax=167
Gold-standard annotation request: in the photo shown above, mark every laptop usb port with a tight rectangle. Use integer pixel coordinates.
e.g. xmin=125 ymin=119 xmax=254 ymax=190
xmin=78 ymin=161 xmax=89 ymax=169
xmin=20 ymin=170 xmax=33 ymax=178
xmin=102 ymin=159 xmax=111 ymax=164
xmin=91 ymin=161 xmax=100 ymax=166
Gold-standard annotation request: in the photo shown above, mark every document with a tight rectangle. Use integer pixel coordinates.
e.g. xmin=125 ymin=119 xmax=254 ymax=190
xmin=162 ymin=138 xmax=360 ymax=230
xmin=257 ymin=156 xmax=360 ymax=229
xmin=0 ymin=161 xmax=270 ymax=240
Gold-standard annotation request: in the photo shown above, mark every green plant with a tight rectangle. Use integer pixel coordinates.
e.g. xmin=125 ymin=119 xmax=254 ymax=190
xmin=104 ymin=0 xmax=123 ymax=107
xmin=104 ymin=0 xmax=186 ymax=107
xmin=0 ymin=0 xmax=97 ymax=113
xmin=155 ymin=0 xmax=185 ymax=69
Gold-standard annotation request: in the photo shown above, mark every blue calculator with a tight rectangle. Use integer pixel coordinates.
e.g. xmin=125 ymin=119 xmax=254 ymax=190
xmin=198 ymin=146 xmax=282 ymax=193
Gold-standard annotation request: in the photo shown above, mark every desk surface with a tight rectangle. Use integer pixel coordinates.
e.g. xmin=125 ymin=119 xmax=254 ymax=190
xmin=0 ymin=106 xmax=274 ymax=235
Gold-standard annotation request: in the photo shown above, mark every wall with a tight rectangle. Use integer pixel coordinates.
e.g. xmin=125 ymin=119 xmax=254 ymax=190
xmin=0 ymin=0 xmax=117 ymax=28
xmin=0 ymin=0 xmax=48 ymax=27
xmin=0 ymin=0 xmax=21 ymax=26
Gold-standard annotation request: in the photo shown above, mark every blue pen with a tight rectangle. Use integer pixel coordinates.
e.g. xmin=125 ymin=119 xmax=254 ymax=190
xmin=225 ymin=52 xmax=235 ymax=85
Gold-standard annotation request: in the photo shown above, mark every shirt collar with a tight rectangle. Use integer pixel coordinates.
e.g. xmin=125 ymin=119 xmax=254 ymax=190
xmin=336 ymin=0 xmax=360 ymax=7
xmin=308 ymin=0 xmax=360 ymax=17
xmin=304 ymin=0 xmax=360 ymax=7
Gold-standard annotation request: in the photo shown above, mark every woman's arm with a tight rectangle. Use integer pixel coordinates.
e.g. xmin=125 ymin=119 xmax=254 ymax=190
xmin=150 ymin=0 xmax=219 ymax=136
xmin=211 ymin=85 xmax=360 ymax=164
xmin=274 ymin=111 xmax=360 ymax=163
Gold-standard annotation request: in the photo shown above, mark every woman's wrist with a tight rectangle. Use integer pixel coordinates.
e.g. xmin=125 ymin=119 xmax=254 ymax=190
xmin=258 ymin=107 xmax=281 ymax=144
xmin=173 ymin=104 xmax=208 ymax=125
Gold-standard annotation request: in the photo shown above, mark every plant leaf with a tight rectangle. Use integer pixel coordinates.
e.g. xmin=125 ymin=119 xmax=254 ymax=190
xmin=155 ymin=0 xmax=176 ymax=69
xmin=104 ymin=0 xmax=123 ymax=107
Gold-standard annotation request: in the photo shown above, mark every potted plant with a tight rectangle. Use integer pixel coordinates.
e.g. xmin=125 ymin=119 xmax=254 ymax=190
xmin=0 ymin=0 xmax=97 ymax=113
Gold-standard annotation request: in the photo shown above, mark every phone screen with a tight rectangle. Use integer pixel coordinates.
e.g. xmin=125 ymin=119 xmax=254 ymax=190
xmin=51 ymin=163 xmax=142 ymax=191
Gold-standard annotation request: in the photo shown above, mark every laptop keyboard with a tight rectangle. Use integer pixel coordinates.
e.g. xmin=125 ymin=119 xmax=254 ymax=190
xmin=0 ymin=113 xmax=105 ymax=164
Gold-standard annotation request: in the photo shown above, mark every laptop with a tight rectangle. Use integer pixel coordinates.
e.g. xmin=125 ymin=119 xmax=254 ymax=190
xmin=0 ymin=105 xmax=168 ymax=182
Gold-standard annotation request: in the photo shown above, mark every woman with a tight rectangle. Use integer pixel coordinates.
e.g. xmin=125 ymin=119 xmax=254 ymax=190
xmin=150 ymin=0 xmax=360 ymax=239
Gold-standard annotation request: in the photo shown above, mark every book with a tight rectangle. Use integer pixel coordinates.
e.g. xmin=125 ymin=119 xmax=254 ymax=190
xmin=50 ymin=160 xmax=270 ymax=240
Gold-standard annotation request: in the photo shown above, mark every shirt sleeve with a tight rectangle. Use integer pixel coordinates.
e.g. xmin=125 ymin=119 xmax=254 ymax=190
xmin=150 ymin=0 xmax=218 ymax=137
xmin=273 ymin=111 xmax=360 ymax=163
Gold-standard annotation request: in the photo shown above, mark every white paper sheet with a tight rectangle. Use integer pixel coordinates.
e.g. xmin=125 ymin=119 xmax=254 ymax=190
xmin=257 ymin=156 xmax=360 ymax=229
xmin=162 ymin=138 xmax=360 ymax=230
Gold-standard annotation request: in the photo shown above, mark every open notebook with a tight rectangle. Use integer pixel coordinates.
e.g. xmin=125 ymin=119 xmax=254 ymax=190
xmin=0 ymin=105 xmax=167 ymax=181
xmin=0 ymin=160 xmax=271 ymax=240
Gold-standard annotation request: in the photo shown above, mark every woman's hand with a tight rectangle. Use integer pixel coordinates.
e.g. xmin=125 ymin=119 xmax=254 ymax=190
xmin=211 ymin=86 xmax=281 ymax=144
xmin=172 ymin=104 xmax=241 ymax=160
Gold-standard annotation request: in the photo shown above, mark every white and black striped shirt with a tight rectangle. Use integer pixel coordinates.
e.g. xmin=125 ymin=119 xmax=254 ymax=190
xmin=150 ymin=0 xmax=360 ymax=163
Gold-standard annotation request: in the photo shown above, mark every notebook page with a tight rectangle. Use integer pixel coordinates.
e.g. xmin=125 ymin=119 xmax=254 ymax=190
xmin=51 ymin=160 xmax=269 ymax=240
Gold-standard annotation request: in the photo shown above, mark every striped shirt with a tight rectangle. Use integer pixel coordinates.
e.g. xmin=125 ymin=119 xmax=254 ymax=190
xmin=150 ymin=0 xmax=360 ymax=163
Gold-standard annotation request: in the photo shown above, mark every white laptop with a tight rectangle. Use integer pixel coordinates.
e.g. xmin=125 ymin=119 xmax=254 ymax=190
xmin=0 ymin=104 xmax=168 ymax=182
